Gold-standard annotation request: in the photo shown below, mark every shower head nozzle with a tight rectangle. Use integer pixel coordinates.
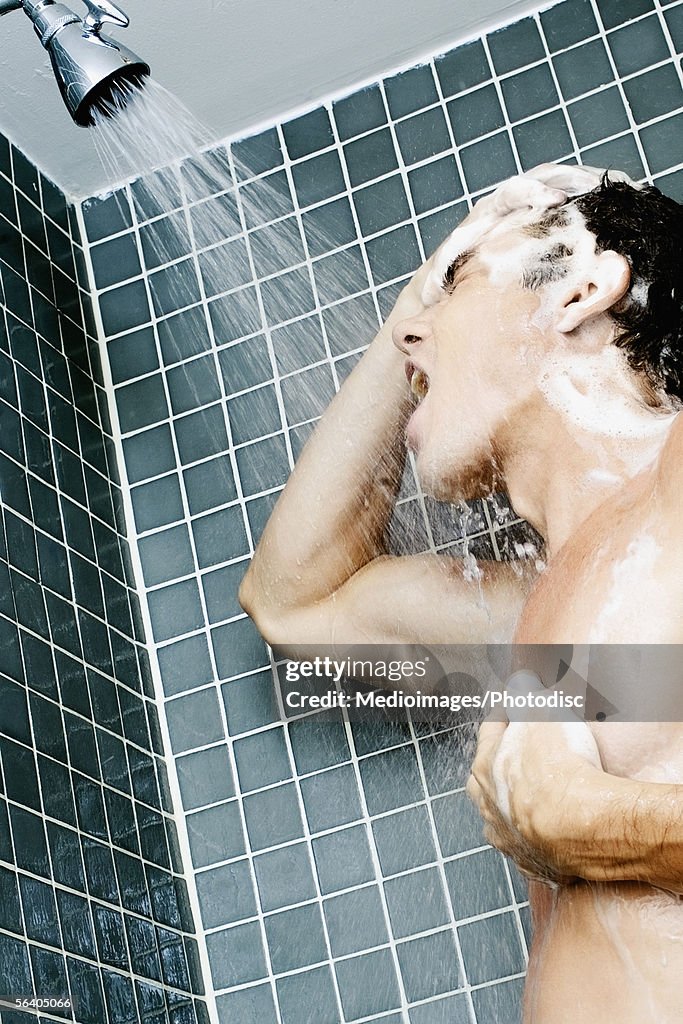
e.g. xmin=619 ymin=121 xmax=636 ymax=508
xmin=5 ymin=0 xmax=150 ymax=126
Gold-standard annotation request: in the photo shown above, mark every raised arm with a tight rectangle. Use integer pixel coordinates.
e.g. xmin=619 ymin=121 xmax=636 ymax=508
xmin=239 ymin=169 xmax=577 ymax=655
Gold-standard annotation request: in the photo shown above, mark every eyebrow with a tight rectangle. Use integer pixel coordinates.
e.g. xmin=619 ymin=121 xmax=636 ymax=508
xmin=443 ymin=248 xmax=475 ymax=291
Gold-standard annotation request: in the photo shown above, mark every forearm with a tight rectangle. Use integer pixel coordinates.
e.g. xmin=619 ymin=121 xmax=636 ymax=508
xmin=240 ymin=285 xmax=423 ymax=619
xmin=569 ymin=769 xmax=683 ymax=893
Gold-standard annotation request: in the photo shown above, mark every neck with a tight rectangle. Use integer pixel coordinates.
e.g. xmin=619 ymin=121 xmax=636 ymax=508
xmin=500 ymin=358 xmax=677 ymax=557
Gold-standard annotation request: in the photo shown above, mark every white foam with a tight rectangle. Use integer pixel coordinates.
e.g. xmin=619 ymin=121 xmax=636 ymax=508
xmin=589 ymin=533 xmax=662 ymax=642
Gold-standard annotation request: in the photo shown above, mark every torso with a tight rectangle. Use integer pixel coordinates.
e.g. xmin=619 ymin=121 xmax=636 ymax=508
xmin=512 ymin=431 xmax=683 ymax=1023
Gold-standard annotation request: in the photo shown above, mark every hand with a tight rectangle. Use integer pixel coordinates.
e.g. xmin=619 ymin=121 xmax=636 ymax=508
xmin=466 ymin=701 xmax=603 ymax=884
xmin=419 ymin=162 xmax=640 ymax=307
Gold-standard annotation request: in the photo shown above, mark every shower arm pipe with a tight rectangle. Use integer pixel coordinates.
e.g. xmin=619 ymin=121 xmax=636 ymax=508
xmin=0 ymin=0 xmax=23 ymax=14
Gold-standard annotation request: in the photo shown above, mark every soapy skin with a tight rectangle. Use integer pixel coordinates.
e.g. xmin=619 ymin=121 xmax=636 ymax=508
xmin=241 ymin=163 xmax=683 ymax=1023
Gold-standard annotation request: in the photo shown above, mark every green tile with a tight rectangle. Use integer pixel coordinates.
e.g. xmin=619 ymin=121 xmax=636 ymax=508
xmin=596 ymin=0 xmax=654 ymax=30
xmin=460 ymin=133 xmax=517 ymax=192
xmin=250 ymin=217 xmax=305 ymax=277
xmin=372 ymin=804 xmax=437 ymax=874
xmin=302 ymin=196 xmax=357 ymax=258
xmin=227 ymin=382 xmax=282 ymax=443
xmin=157 ymin=305 xmax=212 ymax=364
xmin=354 ymin=175 xmax=410 ymax=236
xmin=513 ymin=109 xmax=574 ymax=170
xmin=288 ymin=713 xmax=350 ymax=774
xmin=365 ymin=223 xmax=421 ymax=285
xmin=408 ymin=155 xmax=463 ymax=215
xmin=209 ymin=286 xmax=262 ymax=344
xmin=445 ymin=848 xmax=512 ymax=920
xmin=291 ymin=151 xmax=346 ymax=207
xmin=431 ymin=791 xmax=486 ymax=857
xmin=116 ymin=373 xmax=169 ymax=433
xmin=435 ymin=39 xmax=491 ymax=96
xmin=623 ymin=65 xmax=683 ymax=124
xmin=265 ymin=902 xmax=327 ymax=972
xmin=581 ymin=134 xmax=644 ymax=179
xmin=149 ymin=259 xmax=201 ymax=318
xmin=158 ymin=633 xmax=214 ymax=696
xmin=299 ymin=762 xmax=362 ymax=834
xmin=384 ymin=867 xmax=450 ymax=939
xmin=281 ymin=363 xmax=336 ymax=424
xmin=395 ymin=107 xmax=452 ymax=165
xmin=206 ymin=921 xmax=267 ymax=989
xmin=471 ymin=977 xmax=524 ymax=1024
xmin=232 ymin=127 xmax=283 ymax=178
xmin=90 ymin=233 xmax=141 ymax=289
xmin=344 ymin=128 xmax=399 ymax=187
xmin=276 ymin=966 xmax=339 ymax=1024
xmin=254 ymin=842 xmax=317 ymax=912
xmin=221 ymin=668 xmax=280 ymax=734
xmin=608 ymin=15 xmax=669 ymax=75
xmin=239 ymin=170 xmax=293 ymax=229
xmin=409 ymin=994 xmax=471 ymax=1024
xmin=147 ymin=578 xmax=205 ymax=643
xmin=166 ymin=687 xmax=224 ymax=754
xmin=99 ymin=280 xmax=150 ymax=336
xmin=458 ymin=911 xmax=524 ymax=986
xmin=82 ymin=190 xmax=132 ymax=242
xmin=540 ymin=0 xmax=599 ymax=51
xmin=335 ymin=949 xmax=401 ymax=1020
xmin=385 ymin=65 xmax=439 ymax=118
xmin=197 ymin=859 xmax=256 ymax=928
xmin=664 ymin=4 xmax=683 ymax=51
xmin=447 ymin=84 xmax=505 ymax=147
xmin=174 ymin=404 xmax=229 ymax=464
xmin=639 ymin=112 xmax=683 ymax=173
xmin=283 ymin=107 xmax=334 ymax=159
xmin=192 ymin=503 xmax=248 ymax=567
xmin=176 ymin=744 xmax=234 ymax=810
xmin=218 ymin=335 xmax=273 ymax=393
xmin=186 ymin=799 xmax=245 ymax=869
xmin=324 ymin=885 xmax=388 ymax=956
xmin=488 ymin=17 xmax=545 ymax=74
xmin=202 ymin=559 xmax=247 ymax=624
xmin=139 ymin=210 xmax=191 ymax=270
xmin=190 ymin=190 xmax=241 ymax=245
xmin=234 ymin=727 xmax=292 ymax=791
xmin=502 ymin=64 xmax=558 ymax=123
xmin=568 ymin=87 xmax=629 ymax=147
xmin=654 ymin=166 xmax=683 ymax=203
xmin=397 ymin=930 xmax=461 ymax=1002
xmin=359 ymin=746 xmax=424 ymax=815
xmin=235 ymin=433 xmax=291 ymax=494
xmin=312 ymin=823 xmax=375 ymax=893
xmin=313 ymin=245 xmax=369 ymax=305
xmin=243 ymin=782 xmax=304 ymax=850
xmin=217 ymin=984 xmax=278 ymax=1024
xmin=199 ymin=237 xmax=252 ymax=297
xmin=418 ymin=201 xmax=468 ymax=258
xmin=167 ymin=355 xmax=221 ymax=415
xmin=271 ymin=316 xmax=327 ymax=375
xmin=261 ymin=266 xmax=316 ymax=323
xmin=553 ymin=39 xmax=613 ymax=101
xmin=333 ymin=86 xmax=387 ymax=141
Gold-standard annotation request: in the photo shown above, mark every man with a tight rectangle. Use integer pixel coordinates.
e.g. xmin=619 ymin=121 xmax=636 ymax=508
xmin=240 ymin=164 xmax=683 ymax=1022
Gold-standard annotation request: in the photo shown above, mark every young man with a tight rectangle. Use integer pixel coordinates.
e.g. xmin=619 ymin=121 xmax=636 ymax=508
xmin=240 ymin=164 xmax=683 ymax=1022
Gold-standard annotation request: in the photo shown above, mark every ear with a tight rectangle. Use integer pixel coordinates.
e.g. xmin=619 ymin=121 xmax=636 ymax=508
xmin=555 ymin=250 xmax=631 ymax=334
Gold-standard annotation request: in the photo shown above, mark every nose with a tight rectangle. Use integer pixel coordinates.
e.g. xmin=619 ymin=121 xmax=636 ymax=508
xmin=392 ymin=314 xmax=432 ymax=355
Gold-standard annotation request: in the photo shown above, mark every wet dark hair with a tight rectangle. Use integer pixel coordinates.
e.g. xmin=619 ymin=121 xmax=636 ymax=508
xmin=526 ymin=176 xmax=683 ymax=402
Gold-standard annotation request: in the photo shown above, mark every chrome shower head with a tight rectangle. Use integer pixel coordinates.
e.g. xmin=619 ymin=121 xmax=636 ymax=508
xmin=1 ymin=0 xmax=150 ymax=126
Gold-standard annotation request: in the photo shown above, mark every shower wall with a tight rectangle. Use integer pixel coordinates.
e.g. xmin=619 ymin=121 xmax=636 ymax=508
xmin=79 ymin=1 xmax=683 ymax=1022
xmin=0 ymin=134 xmax=208 ymax=1024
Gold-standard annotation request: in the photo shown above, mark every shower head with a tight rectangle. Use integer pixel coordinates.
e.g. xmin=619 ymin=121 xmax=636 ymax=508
xmin=0 ymin=0 xmax=150 ymax=126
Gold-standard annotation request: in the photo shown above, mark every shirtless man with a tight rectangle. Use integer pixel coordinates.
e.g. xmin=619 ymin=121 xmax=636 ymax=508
xmin=239 ymin=164 xmax=683 ymax=1022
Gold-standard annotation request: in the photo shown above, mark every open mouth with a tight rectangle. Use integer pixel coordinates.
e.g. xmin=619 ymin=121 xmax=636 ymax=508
xmin=406 ymin=362 xmax=430 ymax=400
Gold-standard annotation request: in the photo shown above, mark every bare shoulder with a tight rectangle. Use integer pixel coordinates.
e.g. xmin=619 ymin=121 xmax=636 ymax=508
xmin=655 ymin=411 xmax=683 ymax=506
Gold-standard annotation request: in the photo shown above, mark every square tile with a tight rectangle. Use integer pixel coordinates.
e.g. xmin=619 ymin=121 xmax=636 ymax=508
xmin=458 ymin=911 xmax=524 ymax=985
xmin=174 ymin=404 xmax=230 ymax=464
xmin=365 ymin=223 xmax=421 ymax=285
xmin=138 ymin=524 xmax=195 ymax=587
xmin=218 ymin=335 xmax=273 ymax=394
xmin=91 ymin=233 xmax=141 ymax=289
xmin=212 ymin=615 xmax=270 ymax=680
xmin=192 ymin=503 xmax=248 ymax=567
xmin=166 ymin=687 xmax=224 ymax=754
xmin=281 ymin=363 xmax=336 ymax=424
xmin=206 ymin=921 xmax=267 ymax=989
xmin=312 ymin=824 xmax=375 ymax=894
xmin=445 ymin=848 xmax=512 ymax=920
xmin=82 ymin=189 xmax=132 ymax=242
xmin=288 ymin=713 xmax=350 ymax=774
xmin=283 ymin=107 xmax=334 ymax=159
xmin=322 ymin=292 xmax=379 ymax=357
xmin=158 ymin=633 xmax=214 ymax=696
xmin=197 ymin=858 xmax=256 ymax=928
xmin=384 ymin=867 xmax=450 ymax=939
xmin=334 ymin=86 xmax=387 ymax=141
xmin=254 ymin=842 xmax=317 ymax=912
xmin=271 ymin=316 xmax=327 ymax=375
xmin=471 ymin=977 xmax=524 ymax=1024
xmin=227 ymin=383 xmax=282 ymax=443
xmin=354 ymin=175 xmax=410 ymax=236
xmin=186 ymin=800 xmax=245 ymax=868
xmin=300 ymin=764 xmax=362 ymax=833
xmin=335 ymin=949 xmax=401 ymax=1021
xmin=183 ymin=453 xmax=237 ymax=515
xmin=243 ymin=782 xmax=304 ymax=850
xmin=139 ymin=210 xmax=192 ymax=270
xmin=409 ymin=994 xmax=471 ymax=1024
xmin=232 ymin=126 xmax=283 ymax=178
xmin=581 ymin=134 xmax=644 ymax=179
xmin=596 ymin=0 xmax=654 ymax=30
xmin=344 ymin=128 xmax=399 ymax=188
xmin=540 ymin=0 xmax=599 ymax=51
xmin=292 ymin=151 xmax=346 ymax=207
xmin=609 ymin=16 xmax=669 ymax=76
xmin=639 ymin=112 xmax=683 ymax=174
xmin=250 ymin=216 xmax=306 ymax=277
xmin=397 ymin=930 xmax=461 ymax=1002
xmin=623 ymin=65 xmax=683 ymax=125
xmin=513 ymin=109 xmax=574 ymax=170
xmin=199 ymin=237 xmax=253 ymax=297
xmin=460 ymin=133 xmax=517 ymax=192
xmin=177 ymin=744 xmax=234 ymax=810
xmin=313 ymin=245 xmax=369 ymax=305
xmin=501 ymin=64 xmax=559 ymax=123
xmin=372 ymin=804 xmax=438 ymax=874
xmin=157 ymin=306 xmax=212 ymax=364
xmin=447 ymin=85 xmax=505 ymax=148
xmin=276 ymin=965 xmax=339 ymax=1024
xmin=147 ymin=578 xmax=205 ymax=642
xmin=221 ymin=669 xmax=280 ymax=734
xmin=216 ymin=983 xmax=278 ymax=1024
xmin=665 ymin=4 xmax=683 ymax=51
xmin=359 ymin=746 xmax=424 ymax=815
xmin=488 ymin=17 xmax=545 ymax=74
xmin=149 ymin=259 xmax=201 ymax=318
xmin=189 ymin=191 xmax=241 ymax=247
xmin=209 ymin=286 xmax=262 ymax=344
xmin=122 ymin=423 xmax=176 ymax=484
xmin=202 ymin=558 xmax=247 ymax=624
xmin=324 ymin=885 xmax=388 ymax=956
xmin=265 ymin=902 xmax=328 ymax=972
xmin=261 ymin=266 xmax=316 ymax=323
xmin=553 ymin=39 xmax=613 ymax=101
xmin=234 ymin=727 xmax=292 ymax=791
xmin=431 ymin=791 xmax=486 ymax=857
xmin=568 ymin=87 xmax=630 ymax=147
xmin=385 ymin=65 xmax=439 ymax=119
xmin=99 ymin=280 xmax=150 ymax=336
xmin=239 ymin=170 xmax=294 ymax=229
xmin=131 ymin=473 xmax=184 ymax=532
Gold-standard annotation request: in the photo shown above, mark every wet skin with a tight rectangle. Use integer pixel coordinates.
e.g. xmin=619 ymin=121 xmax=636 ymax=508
xmin=241 ymin=170 xmax=683 ymax=1023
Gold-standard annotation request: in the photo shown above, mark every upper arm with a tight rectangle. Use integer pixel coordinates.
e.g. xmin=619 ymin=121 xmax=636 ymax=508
xmin=244 ymin=552 xmax=532 ymax=657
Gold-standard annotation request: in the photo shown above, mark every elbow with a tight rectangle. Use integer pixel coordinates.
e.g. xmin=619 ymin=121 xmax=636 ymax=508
xmin=238 ymin=567 xmax=290 ymax=649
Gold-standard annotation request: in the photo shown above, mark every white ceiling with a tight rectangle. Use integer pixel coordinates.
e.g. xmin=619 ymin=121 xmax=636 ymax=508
xmin=0 ymin=0 xmax=558 ymax=200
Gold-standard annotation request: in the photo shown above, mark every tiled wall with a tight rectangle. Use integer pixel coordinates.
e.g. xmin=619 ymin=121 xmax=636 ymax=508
xmin=0 ymin=133 xmax=208 ymax=1024
xmin=78 ymin=0 xmax=683 ymax=1022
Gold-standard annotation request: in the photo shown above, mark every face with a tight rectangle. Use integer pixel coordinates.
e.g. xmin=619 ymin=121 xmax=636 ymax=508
xmin=393 ymin=228 xmax=552 ymax=501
